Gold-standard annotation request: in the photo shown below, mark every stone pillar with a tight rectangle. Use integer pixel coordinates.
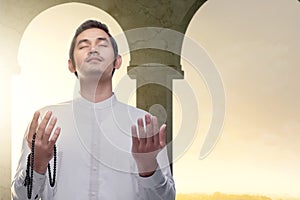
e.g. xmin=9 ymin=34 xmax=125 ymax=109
xmin=128 ymin=64 xmax=184 ymax=172
xmin=115 ymin=0 xmax=207 ymax=172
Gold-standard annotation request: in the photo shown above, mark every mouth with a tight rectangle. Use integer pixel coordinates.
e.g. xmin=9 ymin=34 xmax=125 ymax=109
xmin=86 ymin=56 xmax=103 ymax=63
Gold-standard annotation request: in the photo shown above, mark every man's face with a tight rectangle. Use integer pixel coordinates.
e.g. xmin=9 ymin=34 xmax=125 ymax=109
xmin=72 ymin=28 xmax=116 ymax=80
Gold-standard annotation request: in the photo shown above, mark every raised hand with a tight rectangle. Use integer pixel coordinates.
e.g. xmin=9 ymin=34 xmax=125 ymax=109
xmin=131 ymin=114 xmax=166 ymax=177
xmin=26 ymin=111 xmax=61 ymax=174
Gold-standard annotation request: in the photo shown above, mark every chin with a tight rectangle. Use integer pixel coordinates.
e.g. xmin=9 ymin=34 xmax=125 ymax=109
xmin=87 ymin=70 xmax=104 ymax=79
xmin=79 ymin=64 xmax=112 ymax=80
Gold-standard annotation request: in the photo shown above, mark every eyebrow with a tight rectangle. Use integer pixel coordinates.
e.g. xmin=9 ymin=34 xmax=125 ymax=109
xmin=77 ymin=37 xmax=109 ymax=47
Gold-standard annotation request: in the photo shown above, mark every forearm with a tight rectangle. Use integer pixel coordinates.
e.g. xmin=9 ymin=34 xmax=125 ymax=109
xmin=12 ymin=169 xmax=46 ymax=200
xmin=12 ymin=133 xmax=47 ymax=200
xmin=137 ymin=167 xmax=176 ymax=200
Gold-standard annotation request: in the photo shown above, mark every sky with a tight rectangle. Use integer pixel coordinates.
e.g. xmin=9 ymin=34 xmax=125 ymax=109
xmin=175 ymin=0 xmax=300 ymax=197
xmin=7 ymin=0 xmax=300 ymax=198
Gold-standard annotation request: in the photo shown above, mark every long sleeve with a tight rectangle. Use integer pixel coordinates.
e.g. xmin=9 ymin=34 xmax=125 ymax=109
xmin=11 ymin=133 xmax=47 ymax=200
xmin=11 ymin=97 xmax=176 ymax=199
xmin=136 ymin=147 xmax=176 ymax=200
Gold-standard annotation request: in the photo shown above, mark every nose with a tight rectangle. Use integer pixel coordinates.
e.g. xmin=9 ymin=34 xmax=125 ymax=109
xmin=88 ymin=46 xmax=100 ymax=56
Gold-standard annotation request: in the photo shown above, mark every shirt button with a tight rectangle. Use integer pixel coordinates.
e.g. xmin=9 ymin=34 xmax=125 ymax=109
xmin=91 ymin=192 xmax=96 ymax=196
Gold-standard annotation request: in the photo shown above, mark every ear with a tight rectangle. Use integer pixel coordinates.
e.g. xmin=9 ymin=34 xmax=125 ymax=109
xmin=68 ymin=59 xmax=76 ymax=73
xmin=113 ymin=55 xmax=122 ymax=70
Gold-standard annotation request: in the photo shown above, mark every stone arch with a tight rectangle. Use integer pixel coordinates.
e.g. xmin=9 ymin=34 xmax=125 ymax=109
xmin=178 ymin=0 xmax=207 ymax=33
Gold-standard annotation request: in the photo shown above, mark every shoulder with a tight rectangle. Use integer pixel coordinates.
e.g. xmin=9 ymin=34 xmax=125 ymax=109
xmin=111 ymin=99 xmax=150 ymax=128
xmin=115 ymin=100 xmax=149 ymax=118
xmin=38 ymin=100 xmax=72 ymax=116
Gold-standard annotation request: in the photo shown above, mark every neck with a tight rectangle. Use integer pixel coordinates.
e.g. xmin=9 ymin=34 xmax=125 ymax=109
xmin=79 ymin=78 xmax=113 ymax=103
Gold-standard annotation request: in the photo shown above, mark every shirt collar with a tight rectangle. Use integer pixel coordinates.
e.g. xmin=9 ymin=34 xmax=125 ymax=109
xmin=73 ymin=92 xmax=118 ymax=110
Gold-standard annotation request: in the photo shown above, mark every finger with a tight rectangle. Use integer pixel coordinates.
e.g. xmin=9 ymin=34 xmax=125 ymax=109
xmin=137 ymin=118 xmax=146 ymax=144
xmin=43 ymin=116 xmax=57 ymax=144
xmin=145 ymin=114 xmax=153 ymax=144
xmin=159 ymin=124 xmax=166 ymax=148
xmin=27 ymin=111 xmax=40 ymax=145
xmin=152 ymin=116 xmax=159 ymax=146
xmin=131 ymin=125 xmax=139 ymax=152
xmin=48 ymin=127 xmax=61 ymax=147
xmin=36 ymin=111 xmax=52 ymax=140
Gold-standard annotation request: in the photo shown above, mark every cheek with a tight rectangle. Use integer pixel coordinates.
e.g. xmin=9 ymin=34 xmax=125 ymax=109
xmin=74 ymin=51 xmax=86 ymax=68
xmin=102 ymin=49 xmax=115 ymax=63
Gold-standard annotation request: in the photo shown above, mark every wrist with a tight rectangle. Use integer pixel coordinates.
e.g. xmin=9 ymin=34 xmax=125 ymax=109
xmin=136 ymin=159 xmax=158 ymax=177
xmin=139 ymin=170 xmax=156 ymax=177
xmin=33 ymin=163 xmax=48 ymax=175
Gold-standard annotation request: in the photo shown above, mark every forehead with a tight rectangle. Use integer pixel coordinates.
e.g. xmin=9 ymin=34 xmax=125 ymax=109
xmin=76 ymin=28 xmax=110 ymax=43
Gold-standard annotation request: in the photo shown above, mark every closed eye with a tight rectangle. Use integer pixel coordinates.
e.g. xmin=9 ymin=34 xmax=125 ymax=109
xmin=79 ymin=46 xmax=88 ymax=49
xmin=98 ymin=44 xmax=108 ymax=47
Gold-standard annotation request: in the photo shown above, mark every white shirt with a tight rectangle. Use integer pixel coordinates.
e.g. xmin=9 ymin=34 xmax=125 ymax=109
xmin=12 ymin=94 xmax=175 ymax=199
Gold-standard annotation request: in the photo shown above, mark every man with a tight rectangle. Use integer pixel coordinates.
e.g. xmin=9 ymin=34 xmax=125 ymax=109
xmin=12 ymin=20 xmax=175 ymax=199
